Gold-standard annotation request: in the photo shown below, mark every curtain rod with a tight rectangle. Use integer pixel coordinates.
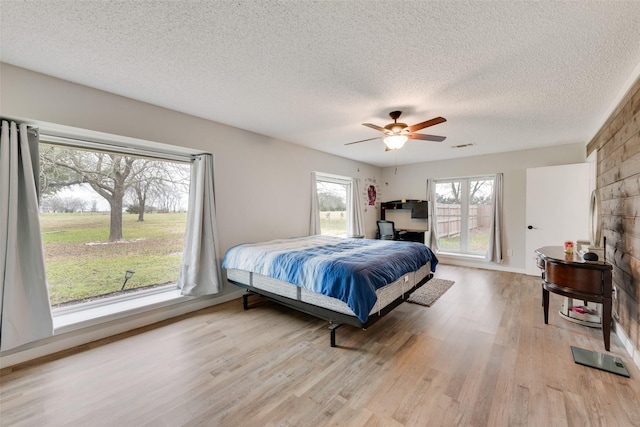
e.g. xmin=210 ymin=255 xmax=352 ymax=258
xmin=40 ymin=133 xmax=197 ymax=164
xmin=0 ymin=123 xmax=39 ymax=135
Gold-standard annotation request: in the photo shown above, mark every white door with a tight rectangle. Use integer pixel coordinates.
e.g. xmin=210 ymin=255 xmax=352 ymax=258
xmin=525 ymin=163 xmax=590 ymax=275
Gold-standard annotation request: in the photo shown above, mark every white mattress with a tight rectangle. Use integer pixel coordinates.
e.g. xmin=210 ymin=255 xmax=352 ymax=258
xmin=227 ymin=261 xmax=431 ymax=318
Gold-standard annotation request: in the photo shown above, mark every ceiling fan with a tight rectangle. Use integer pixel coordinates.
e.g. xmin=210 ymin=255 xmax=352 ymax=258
xmin=345 ymin=111 xmax=446 ymax=151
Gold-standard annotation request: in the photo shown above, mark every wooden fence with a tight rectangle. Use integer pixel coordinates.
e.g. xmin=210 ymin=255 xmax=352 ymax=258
xmin=436 ymin=204 xmax=491 ymax=237
xmin=321 ymin=206 xmax=490 ymax=238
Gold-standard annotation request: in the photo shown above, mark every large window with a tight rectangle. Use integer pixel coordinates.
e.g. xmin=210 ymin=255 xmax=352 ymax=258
xmin=315 ymin=173 xmax=351 ymax=236
xmin=433 ymin=176 xmax=495 ymax=256
xmin=39 ymin=140 xmax=191 ymax=308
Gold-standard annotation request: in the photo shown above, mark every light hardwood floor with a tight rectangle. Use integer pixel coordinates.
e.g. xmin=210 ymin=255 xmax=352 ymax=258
xmin=1 ymin=265 xmax=639 ymax=426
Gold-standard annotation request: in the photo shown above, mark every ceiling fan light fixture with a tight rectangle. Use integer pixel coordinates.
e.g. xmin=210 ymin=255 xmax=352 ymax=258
xmin=346 ymin=111 xmax=446 ymax=148
xmin=383 ymin=134 xmax=408 ymax=150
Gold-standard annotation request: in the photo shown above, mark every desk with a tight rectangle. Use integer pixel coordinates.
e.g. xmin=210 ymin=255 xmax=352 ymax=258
xmin=375 ymin=229 xmax=426 ymax=243
xmin=397 ymin=229 xmax=426 ymax=244
xmin=535 ymin=246 xmax=613 ymax=351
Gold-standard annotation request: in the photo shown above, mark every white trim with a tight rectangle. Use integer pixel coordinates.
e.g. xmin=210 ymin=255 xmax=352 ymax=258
xmin=613 ymin=321 xmax=640 ymax=371
xmin=315 ymin=171 xmax=352 ymax=185
xmin=433 ymin=175 xmax=497 ymax=257
xmin=52 ymin=284 xmax=177 ymax=317
xmin=52 ymin=286 xmax=186 ymax=333
xmin=432 ymin=173 xmax=497 ymax=183
xmin=437 ymin=251 xmax=485 ymax=261
xmin=438 ymin=256 xmax=526 ymax=274
xmin=40 ymin=134 xmax=193 ymax=163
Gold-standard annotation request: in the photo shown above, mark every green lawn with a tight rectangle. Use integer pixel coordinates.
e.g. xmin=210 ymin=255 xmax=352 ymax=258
xmin=320 ymin=211 xmax=347 ymax=236
xmin=438 ymin=228 xmax=490 ymax=254
xmin=320 ymin=219 xmax=347 ymax=236
xmin=40 ymin=212 xmax=187 ymax=306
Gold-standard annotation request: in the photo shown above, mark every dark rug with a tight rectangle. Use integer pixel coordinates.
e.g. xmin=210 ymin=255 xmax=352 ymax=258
xmin=407 ymin=278 xmax=455 ymax=307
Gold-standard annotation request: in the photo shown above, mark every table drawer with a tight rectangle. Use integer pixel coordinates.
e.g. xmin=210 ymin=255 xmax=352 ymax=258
xmin=545 ymin=261 xmax=604 ymax=295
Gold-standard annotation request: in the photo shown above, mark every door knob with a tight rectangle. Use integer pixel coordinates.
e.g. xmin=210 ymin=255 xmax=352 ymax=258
xmin=527 ymin=225 xmax=536 ymax=229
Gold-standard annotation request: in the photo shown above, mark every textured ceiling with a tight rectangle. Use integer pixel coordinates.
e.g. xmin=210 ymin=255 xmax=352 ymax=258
xmin=1 ymin=1 xmax=640 ymax=167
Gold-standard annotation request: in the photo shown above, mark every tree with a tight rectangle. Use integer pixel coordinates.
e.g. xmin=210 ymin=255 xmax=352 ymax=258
xmin=469 ymin=179 xmax=492 ymax=205
xmin=41 ymin=194 xmax=86 ymax=213
xmin=39 ymin=145 xmax=85 ymax=196
xmin=126 ymin=161 xmax=189 ymax=220
xmin=316 ymin=182 xmax=347 ymax=211
xmin=126 ymin=159 xmax=153 ymax=221
xmin=41 ymin=146 xmax=141 ymax=241
xmin=41 ymin=144 xmax=191 ymax=242
xmin=436 ymin=182 xmax=461 ymax=204
xmin=435 ymin=179 xmax=493 ymax=205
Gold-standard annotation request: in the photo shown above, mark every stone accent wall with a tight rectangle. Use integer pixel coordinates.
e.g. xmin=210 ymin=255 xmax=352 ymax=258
xmin=587 ymin=76 xmax=640 ymax=357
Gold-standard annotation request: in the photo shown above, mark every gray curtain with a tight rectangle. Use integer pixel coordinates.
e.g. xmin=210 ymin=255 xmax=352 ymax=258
xmin=309 ymin=172 xmax=321 ymax=235
xmin=485 ymin=173 xmax=503 ymax=263
xmin=178 ymin=153 xmax=222 ymax=296
xmin=0 ymin=120 xmax=54 ymax=351
xmin=347 ymin=178 xmax=365 ymax=237
xmin=426 ymin=179 xmax=440 ymax=250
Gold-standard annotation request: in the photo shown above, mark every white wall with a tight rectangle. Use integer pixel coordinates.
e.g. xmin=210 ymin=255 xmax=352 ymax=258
xmin=381 ymin=144 xmax=587 ymax=271
xmin=1 ymin=63 xmax=383 ymax=247
xmin=0 ymin=63 xmax=588 ymax=365
xmin=0 ymin=63 xmax=383 ymax=365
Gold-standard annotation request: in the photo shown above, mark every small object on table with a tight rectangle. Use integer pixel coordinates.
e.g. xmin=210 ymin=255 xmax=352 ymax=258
xmin=564 ymin=240 xmax=574 ymax=254
xmin=583 ymin=252 xmax=599 ymax=261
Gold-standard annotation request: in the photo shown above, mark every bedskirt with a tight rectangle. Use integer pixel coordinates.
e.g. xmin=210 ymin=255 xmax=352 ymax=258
xmin=226 ymin=261 xmax=432 ymax=319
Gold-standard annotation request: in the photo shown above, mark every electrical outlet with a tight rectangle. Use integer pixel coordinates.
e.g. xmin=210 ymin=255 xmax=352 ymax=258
xmin=507 ymin=249 xmax=513 ymax=257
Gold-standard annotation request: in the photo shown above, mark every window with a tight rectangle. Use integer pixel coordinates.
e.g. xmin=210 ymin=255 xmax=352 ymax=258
xmin=39 ymin=139 xmax=191 ymax=308
xmin=433 ymin=176 xmax=495 ymax=256
xmin=315 ymin=173 xmax=351 ymax=236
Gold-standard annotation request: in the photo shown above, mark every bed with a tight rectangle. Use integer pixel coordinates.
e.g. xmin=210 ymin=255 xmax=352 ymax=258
xmin=222 ymin=235 xmax=438 ymax=346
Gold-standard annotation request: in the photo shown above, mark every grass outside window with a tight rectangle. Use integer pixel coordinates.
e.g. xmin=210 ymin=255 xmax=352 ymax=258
xmin=320 ymin=211 xmax=347 ymax=236
xmin=42 ymin=212 xmax=187 ymax=306
xmin=438 ymin=227 xmax=490 ymax=254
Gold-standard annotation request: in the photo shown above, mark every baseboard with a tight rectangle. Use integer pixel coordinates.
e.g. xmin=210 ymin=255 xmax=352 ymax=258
xmin=437 ymin=254 xmax=526 ymax=274
xmin=614 ymin=321 xmax=640 ymax=371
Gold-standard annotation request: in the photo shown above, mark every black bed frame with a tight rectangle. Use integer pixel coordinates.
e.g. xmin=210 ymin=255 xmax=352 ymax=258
xmin=228 ymin=272 xmax=433 ymax=347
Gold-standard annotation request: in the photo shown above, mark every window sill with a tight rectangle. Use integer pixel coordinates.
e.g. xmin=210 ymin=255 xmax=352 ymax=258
xmin=436 ymin=251 xmax=486 ymax=261
xmin=52 ymin=286 xmax=193 ymax=334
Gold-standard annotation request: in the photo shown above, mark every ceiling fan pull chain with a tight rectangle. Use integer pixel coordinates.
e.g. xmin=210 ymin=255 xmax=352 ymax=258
xmin=395 ymin=151 xmax=398 ymax=175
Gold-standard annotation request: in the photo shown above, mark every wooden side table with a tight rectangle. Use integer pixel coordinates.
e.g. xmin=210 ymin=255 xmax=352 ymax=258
xmin=535 ymin=246 xmax=613 ymax=351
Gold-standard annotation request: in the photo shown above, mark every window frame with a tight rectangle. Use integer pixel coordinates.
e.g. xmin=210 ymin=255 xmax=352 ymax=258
xmin=433 ymin=174 xmax=496 ymax=257
xmin=36 ymin=130 xmax=202 ymax=331
xmin=314 ymin=172 xmax=352 ymax=237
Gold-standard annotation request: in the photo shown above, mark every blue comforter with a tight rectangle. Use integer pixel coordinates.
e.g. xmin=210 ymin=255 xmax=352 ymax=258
xmin=222 ymin=235 xmax=438 ymax=323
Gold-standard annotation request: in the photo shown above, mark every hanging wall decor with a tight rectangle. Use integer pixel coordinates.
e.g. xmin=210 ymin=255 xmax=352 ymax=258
xmin=362 ymin=177 xmax=381 ymax=212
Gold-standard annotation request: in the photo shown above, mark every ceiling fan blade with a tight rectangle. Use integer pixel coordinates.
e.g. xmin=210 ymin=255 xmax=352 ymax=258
xmin=362 ymin=123 xmax=388 ymax=133
xmin=408 ymin=117 xmax=446 ymax=133
xmin=344 ymin=136 xmax=382 ymax=145
xmin=408 ymin=133 xmax=446 ymax=142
